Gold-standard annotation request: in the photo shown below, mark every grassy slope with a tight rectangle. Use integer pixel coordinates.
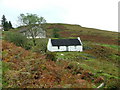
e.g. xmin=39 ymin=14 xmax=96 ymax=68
xmin=10 ymin=23 xmax=119 ymax=45
xmin=43 ymin=23 xmax=120 ymax=88
xmin=43 ymin=23 xmax=118 ymax=45
xmin=3 ymin=23 xmax=120 ymax=88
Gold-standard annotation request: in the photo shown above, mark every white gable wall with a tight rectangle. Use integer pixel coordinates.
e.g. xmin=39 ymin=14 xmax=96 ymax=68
xmin=47 ymin=38 xmax=52 ymax=51
xmin=78 ymin=37 xmax=83 ymax=45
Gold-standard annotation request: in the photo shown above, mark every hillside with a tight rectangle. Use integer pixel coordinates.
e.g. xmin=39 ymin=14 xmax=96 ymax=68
xmin=2 ymin=23 xmax=120 ymax=88
xmin=44 ymin=23 xmax=118 ymax=45
xmin=2 ymin=40 xmax=99 ymax=88
xmin=13 ymin=23 xmax=119 ymax=45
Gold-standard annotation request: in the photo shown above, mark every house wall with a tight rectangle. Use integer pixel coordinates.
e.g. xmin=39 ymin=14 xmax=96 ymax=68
xmin=76 ymin=46 xmax=83 ymax=51
xmin=48 ymin=46 xmax=66 ymax=52
xmin=68 ymin=46 xmax=82 ymax=51
xmin=47 ymin=39 xmax=53 ymax=51
xmin=47 ymin=39 xmax=66 ymax=52
xmin=58 ymin=46 xmax=66 ymax=51
xmin=47 ymin=38 xmax=83 ymax=52
xmin=77 ymin=37 xmax=83 ymax=45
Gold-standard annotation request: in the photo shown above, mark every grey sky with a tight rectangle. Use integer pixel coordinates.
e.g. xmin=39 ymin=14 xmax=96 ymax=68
xmin=0 ymin=0 xmax=119 ymax=32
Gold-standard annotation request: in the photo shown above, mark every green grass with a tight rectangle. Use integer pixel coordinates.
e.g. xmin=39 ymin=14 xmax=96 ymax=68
xmin=54 ymin=49 xmax=119 ymax=88
xmin=55 ymin=52 xmax=95 ymax=61
xmin=54 ymin=42 xmax=120 ymax=88
xmin=2 ymin=62 xmax=10 ymax=87
xmin=96 ymin=43 xmax=120 ymax=50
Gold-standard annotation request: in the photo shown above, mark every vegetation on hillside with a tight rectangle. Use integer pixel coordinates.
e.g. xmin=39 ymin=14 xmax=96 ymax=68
xmin=2 ymin=23 xmax=120 ymax=88
xmin=2 ymin=40 xmax=98 ymax=88
xmin=18 ymin=13 xmax=46 ymax=46
xmin=43 ymin=23 xmax=118 ymax=45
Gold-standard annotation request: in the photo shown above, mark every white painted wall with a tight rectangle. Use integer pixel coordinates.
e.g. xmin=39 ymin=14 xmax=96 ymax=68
xmin=47 ymin=38 xmax=83 ymax=52
xmin=47 ymin=39 xmax=65 ymax=52
xmin=47 ymin=38 xmax=52 ymax=51
xmin=77 ymin=37 xmax=83 ymax=45
xmin=76 ymin=46 xmax=83 ymax=52
xmin=58 ymin=46 xmax=66 ymax=51
xmin=68 ymin=46 xmax=82 ymax=51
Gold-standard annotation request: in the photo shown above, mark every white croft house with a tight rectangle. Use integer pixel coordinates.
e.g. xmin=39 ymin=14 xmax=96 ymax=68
xmin=47 ymin=37 xmax=83 ymax=52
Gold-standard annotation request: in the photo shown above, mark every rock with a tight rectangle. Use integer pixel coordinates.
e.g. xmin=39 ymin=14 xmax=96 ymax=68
xmin=61 ymin=54 xmax=64 ymax=56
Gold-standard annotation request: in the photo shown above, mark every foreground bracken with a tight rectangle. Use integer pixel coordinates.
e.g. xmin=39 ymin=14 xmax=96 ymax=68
xmin=2 ymin=40 xmax=101 ymax=88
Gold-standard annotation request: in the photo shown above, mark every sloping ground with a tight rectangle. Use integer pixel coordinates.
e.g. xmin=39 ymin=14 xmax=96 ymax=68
xmin=6 ymin=23 xmax=120 ymax=88
xmin=10 ymin=23 xmax=119 ymax=45
xmin=55 ymin=41 xmax=120 ymax=88
xmin=2 ymin=40 xmax=102 ymax=88
xmin=43 ymin=23 xmax=119 ymax=45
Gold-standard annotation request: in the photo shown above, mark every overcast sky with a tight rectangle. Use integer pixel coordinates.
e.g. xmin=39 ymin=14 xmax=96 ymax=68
xmin=0 ymin=0 xmax=119 ymax=32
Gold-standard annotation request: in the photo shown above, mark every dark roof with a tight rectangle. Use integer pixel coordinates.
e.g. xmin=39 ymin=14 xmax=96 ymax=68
xmin=51 ymin=39 xmax=81 ymax=46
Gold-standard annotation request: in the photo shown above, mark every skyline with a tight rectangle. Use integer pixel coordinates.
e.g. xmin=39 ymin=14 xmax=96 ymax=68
xmin=0 ymin=0 xmax=119 ymax=32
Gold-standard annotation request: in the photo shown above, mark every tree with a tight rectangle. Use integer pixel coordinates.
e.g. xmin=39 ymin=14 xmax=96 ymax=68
xmin=53 ymin=28 xmax=60 ymax=38
xmin=1 ymin=15 xmax=8 ymax=31
xmin=1 ymin=15 xmax=13 ymax=31
xmin=18 ymin=13 xmax=46 ymax=46
xmin=18 ymin=13 xmax=46 ymax=26
xmin=8 ymin=21 xmax=13 ymax=29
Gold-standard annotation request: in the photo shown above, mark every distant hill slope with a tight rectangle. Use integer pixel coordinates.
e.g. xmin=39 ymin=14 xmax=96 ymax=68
xmin=43 ymin=23 xmax=119 ymax=45
xmin=11 ymin=23 xmax=119 ymax=45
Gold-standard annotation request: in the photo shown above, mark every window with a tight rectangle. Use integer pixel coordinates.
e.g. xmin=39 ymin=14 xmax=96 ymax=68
xmin=58 ymin=46 xmax=60 ymax=49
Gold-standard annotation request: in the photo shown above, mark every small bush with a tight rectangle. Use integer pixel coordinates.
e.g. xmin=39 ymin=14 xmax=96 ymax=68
xmin=52 ymin=28 xmax=60 ymax=38
xmin=24 ymin=41 xmax=33 ymax=50
xmin=67 ymin=61 xmax=83 ymax=74
xmin=31 ymin=38 xmax=48 ymax=53
xmin=46 ymin=52 xmax=56 ymax=61
xmin=4 ymin=32 xmax=28 ymax=48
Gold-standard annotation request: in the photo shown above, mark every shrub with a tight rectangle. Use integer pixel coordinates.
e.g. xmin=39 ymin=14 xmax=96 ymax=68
xmin=46 ymin=52 xmax=56 ymax=61
xmin=31 ymin=38 xmax=48 ymax=53
xmin=24 ymin=41 xmax=33 ymax=50
xmin=4 ymin=32 xmax=28 ymax=48
xmin=67 ymin=61 xmax=83 ymax=74
xmin=52 ymin=28 xmax=60 ymax=38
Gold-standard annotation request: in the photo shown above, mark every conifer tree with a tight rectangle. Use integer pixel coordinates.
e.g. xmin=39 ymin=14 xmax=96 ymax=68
xmin=1 ymin=15 xmax=13 ymax=31
xmin=1 ymin=15 xmax=8 ymax=31
xmin=8 ymin=21 xmax=13 ymax=29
